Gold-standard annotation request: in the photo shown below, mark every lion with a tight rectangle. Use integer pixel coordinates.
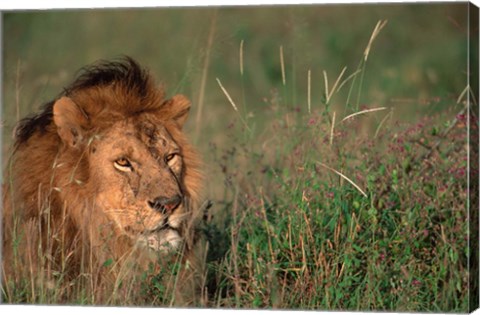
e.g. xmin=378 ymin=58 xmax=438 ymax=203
xmin=2 ymin=57 xmax=205 ymax=305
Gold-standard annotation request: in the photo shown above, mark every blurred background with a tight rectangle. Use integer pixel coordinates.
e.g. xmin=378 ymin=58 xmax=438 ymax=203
xmin=2 ymin=2 xmax=471 ymax=203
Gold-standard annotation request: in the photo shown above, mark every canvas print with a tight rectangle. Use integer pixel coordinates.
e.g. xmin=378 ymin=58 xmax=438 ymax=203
xmin=1 ymin=2 xmax=479 ymax=312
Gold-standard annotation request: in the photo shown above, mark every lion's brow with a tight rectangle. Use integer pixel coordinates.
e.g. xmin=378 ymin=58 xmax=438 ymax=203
xmin=148 ymin=146 xmax=161 ymax=160
xmin=134 ymin=121 xmax=172 ymax=148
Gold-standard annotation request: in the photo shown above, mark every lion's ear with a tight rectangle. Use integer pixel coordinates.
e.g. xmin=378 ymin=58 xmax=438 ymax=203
xmin=53 ymin=97 xmax=88 ymax=148
xmin=163 ymin=94 xmax=191 ymax=129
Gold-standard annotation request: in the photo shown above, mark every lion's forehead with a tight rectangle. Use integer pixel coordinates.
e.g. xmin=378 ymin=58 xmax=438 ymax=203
xmin=135 ymin=120 xmax=178 ymax=150
xmin=99 ymin=120 xmax=180 ymax=154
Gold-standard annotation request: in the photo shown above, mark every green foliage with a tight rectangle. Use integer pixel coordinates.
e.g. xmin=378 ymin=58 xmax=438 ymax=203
xmin=203 ymin=102 xmax=470 ymax=311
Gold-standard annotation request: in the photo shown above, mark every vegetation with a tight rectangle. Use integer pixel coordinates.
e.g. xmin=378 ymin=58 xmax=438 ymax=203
xmin=2 ymin=3 xmax=477 ymax=312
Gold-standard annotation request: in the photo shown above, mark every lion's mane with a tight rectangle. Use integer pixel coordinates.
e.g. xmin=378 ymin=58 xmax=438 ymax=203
xmin=2 ymin=57 xmax=204 ymax=303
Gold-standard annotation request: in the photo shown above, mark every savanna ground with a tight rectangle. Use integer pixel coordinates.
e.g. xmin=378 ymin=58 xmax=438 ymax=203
xmin=1 ymin=3 xmax=479 ymax=312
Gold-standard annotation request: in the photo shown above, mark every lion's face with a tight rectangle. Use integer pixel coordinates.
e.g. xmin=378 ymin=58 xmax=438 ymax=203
xmin=89 ymin=118 xmax=188 ymax=252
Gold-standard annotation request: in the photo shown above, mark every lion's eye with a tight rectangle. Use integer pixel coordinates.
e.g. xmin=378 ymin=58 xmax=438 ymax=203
xmin=165 ymin=153 xmax=177 ymax=164
xmin=114 ymin=158 xmax=133 ymax=172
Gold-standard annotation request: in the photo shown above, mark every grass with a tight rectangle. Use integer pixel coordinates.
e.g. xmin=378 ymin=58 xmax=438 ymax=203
xmin=199 ymin=16 xmax=473 ymax=310
xmin=1 ymin=3 xmax=478 ymax=312
xmin=200 ymin=58 xmax=473 ymax=310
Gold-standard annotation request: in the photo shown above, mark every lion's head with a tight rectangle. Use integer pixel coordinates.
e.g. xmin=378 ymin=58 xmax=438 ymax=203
xmin=58 ymin=96 xmax=200 ymax=253
xmin=3 ymin=58 xmax=203 ymax=287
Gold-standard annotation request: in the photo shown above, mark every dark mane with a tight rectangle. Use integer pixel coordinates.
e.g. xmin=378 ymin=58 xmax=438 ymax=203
xmin=14 ymin=57 xmax=151 ymax=146
xmin=64 ymin=57 xmax=150 ymax=97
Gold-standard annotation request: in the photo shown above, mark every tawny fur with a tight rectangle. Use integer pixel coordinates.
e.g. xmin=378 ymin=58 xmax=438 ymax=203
xmin=2 ymin=57 xmax=204 ymax=304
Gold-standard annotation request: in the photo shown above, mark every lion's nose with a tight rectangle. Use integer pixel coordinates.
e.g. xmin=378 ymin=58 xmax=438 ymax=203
xmin=148 ymin=195 xmax=182 ymax=215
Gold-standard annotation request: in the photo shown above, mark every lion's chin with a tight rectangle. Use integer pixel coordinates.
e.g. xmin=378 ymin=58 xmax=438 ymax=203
xmin=137 ymin=228 xmax=183 ymax=253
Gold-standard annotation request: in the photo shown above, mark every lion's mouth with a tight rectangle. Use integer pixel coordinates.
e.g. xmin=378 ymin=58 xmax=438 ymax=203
xmin=145 ymin=229 xmax=182 ymax=252
xmin=135 ymin=222 xmax=183 ymax=252
xmin=123 ymin=212 xmax=186 ymax=252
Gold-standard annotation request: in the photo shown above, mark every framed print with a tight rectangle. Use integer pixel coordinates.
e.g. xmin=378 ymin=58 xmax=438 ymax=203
xmin=1 ymin=1 xmax=479 ymax=312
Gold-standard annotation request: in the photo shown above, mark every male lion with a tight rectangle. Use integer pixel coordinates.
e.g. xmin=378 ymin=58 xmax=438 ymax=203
xmin=2 ymin=57 xmax=205 ymax=305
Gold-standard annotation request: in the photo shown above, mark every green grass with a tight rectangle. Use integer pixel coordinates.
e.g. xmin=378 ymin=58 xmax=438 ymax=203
xmin=200 ymin=80 xmax=472 ymax=311
xmin=1 ymin=3 xmax=477 ymax=312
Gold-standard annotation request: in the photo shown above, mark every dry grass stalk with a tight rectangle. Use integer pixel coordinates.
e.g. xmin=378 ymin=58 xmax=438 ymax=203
xmin=216 ymin=78 xmax=238 ymax=112
xmin=456 ymin=84 xmax=471 ymax=104
xmin=323 ymin=70 xmax=329 ymax=103
xmin=374 ymin=108 xmax=393 ymax=138
xmin=329 ymin=111 xmax=336 ymax=146
xmin=307 ymin=69 xmax=311 ymax=113
xmin=324 ymin=66 xmax=347 ymax=104
xmin=280 ymin=45 xmax=286 ymax=86
xmin=336 ymin=69 xmax=362 ymax=92
xmin=341 ymin=107 xmax=387 ymax=122
xmin=239 ymin=39 xmax=244 ymax=76
xmin=316 ymin=161 xmax=367 ymax=198
xmin=364 ymin=19 xmax=388 ymax=62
